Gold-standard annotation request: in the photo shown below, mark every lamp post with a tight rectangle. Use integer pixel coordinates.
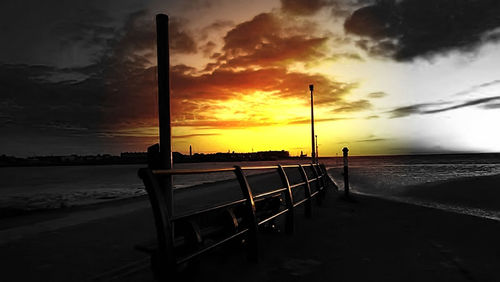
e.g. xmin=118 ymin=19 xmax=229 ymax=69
xmin=315 ymin=134 xmax=318 ymax=162
xmin=309 ymin=84 xmax=316 ymax=164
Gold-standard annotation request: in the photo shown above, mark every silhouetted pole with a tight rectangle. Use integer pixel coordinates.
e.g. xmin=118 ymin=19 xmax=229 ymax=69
xmin=315 ymin=135 xmax=318 ymax=161
xmin=156 ymin=14 xmax=173 ymax=214
xmin=342 ymin=147 xmax=349 ymax=197
xmin=309 ymin=84 xmax=316 ymax=164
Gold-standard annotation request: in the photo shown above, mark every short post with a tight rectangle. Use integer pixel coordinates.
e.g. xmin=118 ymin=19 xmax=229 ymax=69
xmin=342 ymin=147 xmax=349 ymax=197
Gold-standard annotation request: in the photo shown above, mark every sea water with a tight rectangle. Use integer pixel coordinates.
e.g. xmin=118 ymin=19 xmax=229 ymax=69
xmin=1 ymin=154 xmax=500 ymax=217
xmin=0 ymin=160 xmax=308 ymax=211
xmin=327 ymin=154 xmax=500 ymax=220
xmin=327 ymin=154 xmax=500 ymax=193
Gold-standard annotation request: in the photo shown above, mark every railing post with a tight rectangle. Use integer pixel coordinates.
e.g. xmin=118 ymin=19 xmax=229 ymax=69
xmin=277 ymin=165 xmax=294 ymax=234
xmin=310 ymin=164 xmax=323 ymax=205
xmin=233 ymin=166 xmax=258 ymax=262
xmin=312 ymin=164 xmax=324 ymax=194
xmin=316 ymin=164 xmax=326 ymax=191
xmin=342 ymin=147 xmax=350 ymax=197
xmin=298 ymin=165 xmax=312 ymax=218
xmin=320 ymin=164 xmax=336 ymax=190
xmin=138 ymin=168 xmax=175 ymax=279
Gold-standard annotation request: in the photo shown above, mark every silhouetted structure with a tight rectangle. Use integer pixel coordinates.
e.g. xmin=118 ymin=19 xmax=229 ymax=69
xmin=137 ymin=163 xmax=333 ymax=280
xmin=309 ymin=84 xmax=316 ymax=163
xmin=342 ymin=147 xmax=350 ymax=197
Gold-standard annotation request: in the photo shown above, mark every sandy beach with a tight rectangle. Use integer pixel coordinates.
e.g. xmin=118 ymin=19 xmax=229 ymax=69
xmin=398 ymin=174 xmax=500 ymax=212
xmin=0 ymin=173 xmax=499 ymax=281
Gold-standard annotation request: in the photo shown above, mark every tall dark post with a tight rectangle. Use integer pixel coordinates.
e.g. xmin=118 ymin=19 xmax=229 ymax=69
xmin=342 ymin=147 xmax=349 ymax=197
xmin=309 ymin=84 xmax=316 ymax=164
xmin=156 ymin=14 xmax=173 ymax=214
xmin=315 ymin=135 xmax=318 ymax=162
xmin=189 ymin=145 xmax=192 ymax=157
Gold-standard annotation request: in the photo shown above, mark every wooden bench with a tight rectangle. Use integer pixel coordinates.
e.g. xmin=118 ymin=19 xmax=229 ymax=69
xmin=137 ymin=163 xmax=335 ymax=280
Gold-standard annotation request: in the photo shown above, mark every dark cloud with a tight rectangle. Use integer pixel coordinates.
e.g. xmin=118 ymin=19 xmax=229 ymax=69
xmin=0 ymin=64 xmax=107 ymax=140
xmin=109 ymin=11 xmax=197 ymax=67
xmin=281 ymin=0 xmax=330 ymax=15
xmin=170 ymin=18 xmax=198 ymax=54
xmin=481 ymin=103 xmax=500 ymax=110
xmin=281 ymin=0 xmax=370 ymax=17
xmin=205 ymin=13 xmax=329 ymax=70
xmin=455 ymin=79 xmax=500 ymax=96
xmin=287 ymin=117 xmax=349 ymax=125
xmin=389 ymin=96 xmax=500 ymax=118
xmin=388 ymin=103 xmax=441 ymax=118
xmin=200 ymin=41 xmax=217 ymax=57
xmin=328 ymin=52 xmax=363 ymax=61
xmin=171 ymin=119 xmax=278 ymax=129
xmin=180 ymin=0 xmax=219 ymax=11
xmin=199 ymin=20 xmax=234 ymax=41
xmin=423 ymin=96 xmax=500 ymax=114
xmin=173 ymin=133 xmax=220 ymax=139
xmin=344 ymin=0 xmax=500 ymax=61
xmin=367 ymin=91 xmax=386 ymax=98
xmin=333 ymin=99 xmax=372 ymax=112
xmin=0 ymin=1 xmax=150 ymax=68
xmin=354 ymin=136 xmax=387 ymax=143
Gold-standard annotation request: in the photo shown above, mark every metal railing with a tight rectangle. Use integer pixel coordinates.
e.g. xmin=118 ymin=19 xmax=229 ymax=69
xmin=138 ymin=163 xmax=333 ymax=280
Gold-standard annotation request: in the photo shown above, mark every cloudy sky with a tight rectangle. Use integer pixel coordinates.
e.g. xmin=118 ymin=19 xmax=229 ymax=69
xmin=1 ymin=0 xmax=500 ymax=156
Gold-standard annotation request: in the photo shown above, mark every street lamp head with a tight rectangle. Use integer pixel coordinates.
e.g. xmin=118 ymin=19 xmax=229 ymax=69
xmin=309 ymin=84 xmax=314 ymax=91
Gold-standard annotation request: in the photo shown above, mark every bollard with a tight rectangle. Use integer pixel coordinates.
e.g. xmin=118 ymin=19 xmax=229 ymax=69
xmin=342 ymin=147 xmax=349 ymax=197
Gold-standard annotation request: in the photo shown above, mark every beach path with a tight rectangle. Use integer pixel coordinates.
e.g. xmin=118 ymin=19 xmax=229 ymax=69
xmin=0 ymin=175 xmax=499 ymax=281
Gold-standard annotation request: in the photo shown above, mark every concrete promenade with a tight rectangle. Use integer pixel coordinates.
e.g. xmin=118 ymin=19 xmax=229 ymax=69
xmin=1 ymin=173 xmax=499 ymax=281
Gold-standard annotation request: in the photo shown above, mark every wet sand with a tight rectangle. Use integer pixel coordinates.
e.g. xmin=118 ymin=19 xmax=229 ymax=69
xmin=0 ymin=175 xmax=499 ymax=281
xmin=398 ymin=174 xmax=500 ymax=212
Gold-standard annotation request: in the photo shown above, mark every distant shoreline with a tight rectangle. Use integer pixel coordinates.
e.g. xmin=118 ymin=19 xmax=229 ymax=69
xmin=0 ymin=150 xmax=299 ymax=167
xmin=3 ymin=152 xmax=500 ymax=167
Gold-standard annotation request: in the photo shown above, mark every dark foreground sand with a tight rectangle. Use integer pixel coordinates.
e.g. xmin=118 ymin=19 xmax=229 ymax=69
xmin=0 ymin=175 xmax=499 ymax=281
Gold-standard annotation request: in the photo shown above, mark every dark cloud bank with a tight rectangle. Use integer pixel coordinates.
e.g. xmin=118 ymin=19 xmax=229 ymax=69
xmin=344 ymin=0 xmax=500 ymax=61
xmin=389 ymin=95 xmax=500 ymax=118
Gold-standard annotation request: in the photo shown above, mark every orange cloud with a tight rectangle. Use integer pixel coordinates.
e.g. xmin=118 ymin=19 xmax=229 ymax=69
xmin=201 ymin=13 xmax=328 ymax=71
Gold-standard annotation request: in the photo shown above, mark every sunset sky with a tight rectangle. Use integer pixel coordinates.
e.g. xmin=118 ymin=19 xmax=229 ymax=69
xmin=1 ymin=0 xmax=500 ymax=156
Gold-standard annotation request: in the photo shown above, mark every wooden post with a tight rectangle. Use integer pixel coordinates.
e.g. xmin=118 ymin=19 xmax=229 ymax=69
xmin=156 ymin=14 xmax=173 ymax=214
xmin=342 ymin=147 xmax=349 ymax=197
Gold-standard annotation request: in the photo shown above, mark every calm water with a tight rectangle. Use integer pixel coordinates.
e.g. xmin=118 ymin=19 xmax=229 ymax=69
xmin=0 ymin=160 xmax=310 ymax=211
xmin=1 ymin=154 xmax=500 ymax=216
xmin=328 ymin=154 xmax=500 ymax=193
